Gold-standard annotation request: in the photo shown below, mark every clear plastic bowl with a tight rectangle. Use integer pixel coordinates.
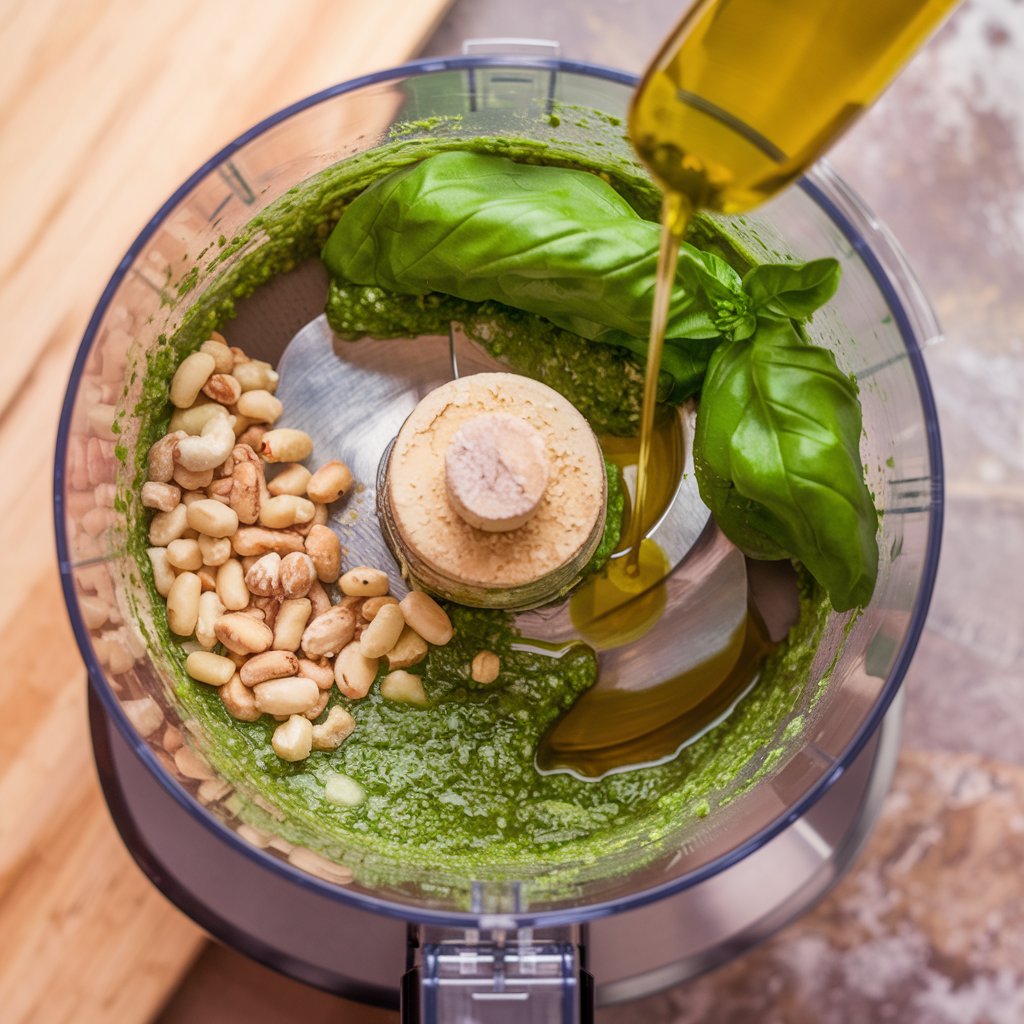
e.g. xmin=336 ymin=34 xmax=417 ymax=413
xmin=54 ymin=56 xmax=942 ymax=928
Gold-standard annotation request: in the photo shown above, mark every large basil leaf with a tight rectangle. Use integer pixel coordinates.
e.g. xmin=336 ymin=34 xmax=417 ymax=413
xmin=742 ymin=259 xmax=842 ymax=321
xmin=693 ymin=319 xmax=879 ymax=611
xmin=322 ymin=151 xmax=753 ymax=400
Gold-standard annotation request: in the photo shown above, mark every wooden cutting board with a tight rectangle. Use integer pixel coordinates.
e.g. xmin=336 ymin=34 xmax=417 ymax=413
xmin=0 ymin=1 xmax=451 ymax=1021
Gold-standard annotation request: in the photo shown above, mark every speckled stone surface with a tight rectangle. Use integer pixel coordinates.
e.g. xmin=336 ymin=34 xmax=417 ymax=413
xmin=162 ymin=2 xmax=1024 ymax=1020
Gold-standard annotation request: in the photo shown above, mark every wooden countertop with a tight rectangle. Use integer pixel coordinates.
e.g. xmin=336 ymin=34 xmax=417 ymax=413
xmin=0 ymin=2 xmax=450 ymax=1021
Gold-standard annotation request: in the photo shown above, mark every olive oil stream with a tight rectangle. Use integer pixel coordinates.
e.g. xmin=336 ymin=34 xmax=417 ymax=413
xmin=545 ymin=0 xmax=957 ymax=776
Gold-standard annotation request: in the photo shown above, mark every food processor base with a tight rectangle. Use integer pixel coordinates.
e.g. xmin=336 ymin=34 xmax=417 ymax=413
xmin=89 ymin=682 xmax=903 ymax=1010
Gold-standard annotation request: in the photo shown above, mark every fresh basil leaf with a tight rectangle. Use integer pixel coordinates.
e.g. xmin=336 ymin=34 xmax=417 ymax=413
xmin=693 ymin=318 xmax=878 ymax=611
xmin=742 ymin=258 xmax=841 ymax=320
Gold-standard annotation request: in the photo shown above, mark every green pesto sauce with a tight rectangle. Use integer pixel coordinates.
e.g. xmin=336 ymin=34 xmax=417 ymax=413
xmin=127 ymin=126 xmax=832 ymax=886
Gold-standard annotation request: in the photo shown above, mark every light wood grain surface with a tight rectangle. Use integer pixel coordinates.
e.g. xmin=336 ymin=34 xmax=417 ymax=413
xmin=0 ymin=2 xmax=449 ymax=1022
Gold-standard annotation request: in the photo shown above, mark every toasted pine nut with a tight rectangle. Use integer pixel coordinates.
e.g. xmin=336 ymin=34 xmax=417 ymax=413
xmin=471 ymin=650 xmax=501 ymax=684
xmin=170 ymin=351 xmax=216 ymax=408
xmin=240 ymin=650 xmax=299 ymax=687
xmin=305 ymin=525 xmax=341 ymax=583
xmin=307 ymin=580 xmax=332 ymax=619
xmin=400 ymin=591 xmax=453 ymax=646
xmin=387 ymin=626 xmax=428 ymax=670
xmin=149 ymin=503 xmax=188 ymax=546
xmin=80 ymin=593 xmax=110 ymax=630
xmin=185 ymin=650 xmax=236 ymax=686
xmin=335 ymin=642 xmax=379 ymax=699
xmin=148 ymin=431 xmax=187 ymax=483
xmin=201 ymin=338 xmax=234 ymax=374
xmin=198 ymin=533 xmax=232 ymax=566
xmin=254 ymin=677 xmax=319 ymax=716
xmin=216 ymin=559 xmax=250 ymax=611
xmin=312 ymin=707 xmax=355 ymax=751
xmin=197 ymin=565 xmax=218 ymax=592
xmin=271 ymin=714 xmax=313 ymax=762
xmin=166 ymin=538 xmax=203 ymax=571
xmin=259 ymin=494 xmax=315 ymax=528
xmin=297 ymin=656 xmax=333 ymax=689
xmin=147 ymin=547 xmax=175 ymax=597
xmin=202 ymin=373 xmax=242 ymax=405
xmin=236 ymin=389 xmax=283 ymax=424
xmin=251 ymin=594 xmax=282 ymax=630
xmin=359 ymin=603 xmax=405 ymax=659
xmin=380 ymin=670 xmax=427 ymax=706
xmin=175 ymin=745 xmax=215 ymax=781
xmin=339 ymin=566 xmax=389 ymax=598
xmin=301 ymin=605 xmax=356 ymax=658
xmin=220 ymin=674 xmax=261 ymax=722
xmin=306 ymin=460 xmax=354 ymax=504
xmin=186 ymin=498 xmax=239 ymax=538
xmin=142 ymin=481 xmax=181 ymax=512
xmin=173 ymin=464 xmax=215 ymax=492
xmin=215 ymin=612 xmax=274 ymax=655
xmin=279 ymin=552 xmax=315 ymax=599
xmin=267 ymin=463 xmax=311 ymax=496
xmin=231 ymin=526 xmax=304 ymax=556
xmin=167 ymin=572 xmax=201 ymax=636
xmin=122 ymin=696 xmax=164 ymax=737
xmin=237 ymin=424 xmax=267 ymax=449
xmin=170 ymin=402 xmax=233 ymax=437
xmin=245 ymin=552 xmax=281 ymax=597
xmin=196 ymin=590 xmax=225 ymax=649
xmin=259 ymin=428 xmax=313 ymax=464
xmin=304 ymin=689 xmax=330 ymax=721
xmin=273 ymin=598 xmax=312 ymax=652
xmin=233 ymin=359 xmax=279 ymax=393
xmin=361 ymin=595 xmax=399 ymax=621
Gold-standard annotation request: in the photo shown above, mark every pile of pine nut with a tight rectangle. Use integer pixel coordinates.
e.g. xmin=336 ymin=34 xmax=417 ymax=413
xmin=144 ymin=333 xmax=453 ymax=764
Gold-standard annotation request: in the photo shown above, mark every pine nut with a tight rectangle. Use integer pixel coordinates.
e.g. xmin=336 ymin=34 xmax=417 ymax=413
xmin=170 ymin=351 xmax=216 ymax=408
xmin=122 ymin=696 xmax=164 ymax=737
xmin=173 ymin=463 xmax=215 ymax=491
xmin=142 ymin=481 xmax=181 ymax=512
xmin=236 ymin=389 xmax=283 ymax=424
xmin=339 ymin=566 xmax=389 ymax=598
xmin=202 ymin=373 xmax=242 ymax=405
xmin=237 ymin=424 xmax=267 ymax=449
xmin=216 ymin=559 xmax=250 ymax=610
xmin=304 ymin=689 xmax=330 ymax=721
xmin=167 ymin=572 xmax=201 ymax=636
xmin=359 ymin=603 xmax=405 ymax=659
xmin=279 ymin=552 xmax=315 ymax=599
xmin=267 ymin=463 xmax=311 ymax=496
xmin=259 ymin=495 xmax=315 ymax=529
xmin=387 ymin=626 xmax=428 ymax=670
xmin=196 ymin=590 xmax=225 ymax=649
xmin=380 ymin=670 xmax=428 ymax=706
xmin=245 ymin=552 xmax=281 ymax=597
xmin=335 ymin=642 xmax=380 ymax=699
xmin=362 ymin=595 xmax=399 ymax=620
xmin=297 ymin=656 xmax=334 ymax=689
xmin=271 ymin=714 xmax=313 ymax=762
xmin=175 ymin=745 xmax=215 ymax=781
xmin=272 ymin=598 xmax=312 ymax=652
xmin=147 ymin=547 xmax=176 ymax=597
xmin=232 ymin=526 xmax=304 ymax=556
xmin=149 ymin=503 xmax=188 ymax=546
xmin=252 ymin=594 xmax=282 ymax=630
xmin=220 ymin=674 xmax=261 ymax=722
xmin=312 ymin=707 xmax=356 ymax=751
xmin=301 ymin=605 xmax=356 ymax=658
xmin=307 ymin=580 xmax=332 ymax=619
xmin=148 ymin=431 xmax=187 ymax=483
xmin=185 ymin=650 xmax=236 ymax=686
xmin=197 ymin=565 xmax=218 ymax=592
xmin=400 ymin=591 xmax=453 ymax=646
xmin=254 ymin=677 xmax=319 ymax=716
xmin=166 ymin=538 xmax=202 ymax=572
xmin=259 ymin=428 xmax=313 ymax=464
xmin=471 ymin=650 xmax=501 ymax=684
xmin=307 ymin=460 xmax=354 ymax=504
xmin=170 ymin=401 xmax=233 ymax=437
xmin=80 ymin=593 xmax=110 ymax=630
xmin=215 ymin=612 xmax=274 ymax=655
xmin=240 ymin=650 xmax=299 ymax=686
xmin=232 ymin=359 xmax=279 ymax=393
xmin=200 ymin=338 xmax=234 ymax=374
xmin=304 ymin=525 xmax=341 ymax=583
xmin=198 ymin=533 xmax=232 ymax=566
xmin=186 ymin=498 xmax=239 ymax=538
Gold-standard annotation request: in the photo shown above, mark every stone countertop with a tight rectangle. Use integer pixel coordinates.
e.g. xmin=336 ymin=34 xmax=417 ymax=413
xmin=160 ymin=2 xmax=1024 ymax=1021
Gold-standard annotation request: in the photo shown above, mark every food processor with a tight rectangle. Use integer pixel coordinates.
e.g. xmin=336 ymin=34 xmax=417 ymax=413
xmin=55 ymin=50 xmax=943 ymax=1022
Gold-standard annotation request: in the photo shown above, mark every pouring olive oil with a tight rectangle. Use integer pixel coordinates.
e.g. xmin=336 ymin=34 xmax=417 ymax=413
xmin=624 ymin=0 xmax=958 ymax=571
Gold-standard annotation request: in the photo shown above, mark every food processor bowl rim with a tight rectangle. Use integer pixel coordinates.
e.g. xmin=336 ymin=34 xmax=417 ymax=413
xmin=54 ymin=54 xmax=944 ymax=930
